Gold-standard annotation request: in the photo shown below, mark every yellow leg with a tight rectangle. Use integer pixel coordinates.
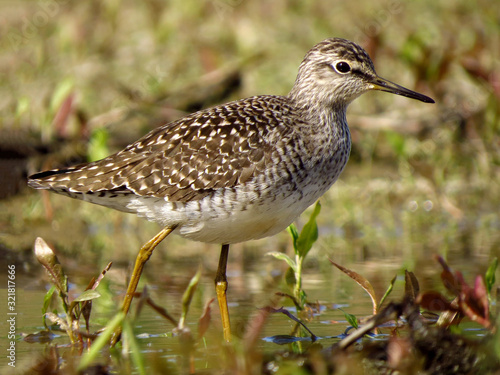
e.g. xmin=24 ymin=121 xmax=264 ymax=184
xmin=111 ymin=226 xmax=175 ymax=345
xmin=215 ymin=244 xmax=231 ymax=342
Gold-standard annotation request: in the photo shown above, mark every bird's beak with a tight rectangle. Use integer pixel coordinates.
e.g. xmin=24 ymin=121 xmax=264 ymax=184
xmin=369 ymin=76 xmax=435 ymax=103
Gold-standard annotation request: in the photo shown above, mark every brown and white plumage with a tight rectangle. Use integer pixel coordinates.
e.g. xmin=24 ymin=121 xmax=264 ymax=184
xmin=29 ymin=93 xmax=351 ymax=243
xmin=28 ymin=38 xmax=434 ymax=341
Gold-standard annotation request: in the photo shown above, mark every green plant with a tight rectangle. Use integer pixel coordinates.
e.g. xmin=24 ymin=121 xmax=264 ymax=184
xmin=34 ymin=237 xmax=109 ymax=344
xmin=34 ymin=237 xmax=214 ymax=372
xmin=268 ymin=201 xmax=321 ymax=310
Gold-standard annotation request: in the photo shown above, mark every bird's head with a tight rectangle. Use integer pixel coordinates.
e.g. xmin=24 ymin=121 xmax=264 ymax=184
xmin=289 ymin=38 xmax=434 ymax=110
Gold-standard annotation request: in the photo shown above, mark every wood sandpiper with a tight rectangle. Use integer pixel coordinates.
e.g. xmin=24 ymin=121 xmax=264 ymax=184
xmin=28 ymin=38 xmax=434 ymax=343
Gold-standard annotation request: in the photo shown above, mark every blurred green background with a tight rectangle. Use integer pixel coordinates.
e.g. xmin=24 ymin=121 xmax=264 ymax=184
xmin=1 ymin=0 xmax=499 ymax=309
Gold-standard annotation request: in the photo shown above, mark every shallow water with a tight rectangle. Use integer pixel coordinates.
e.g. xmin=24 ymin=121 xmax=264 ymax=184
xmin=0 ymin=249 xmax=492 ymax=371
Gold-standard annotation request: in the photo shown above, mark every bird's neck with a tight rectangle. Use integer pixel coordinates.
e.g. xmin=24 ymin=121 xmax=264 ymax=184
xmin=287 ymin=89 xmax=349 ymax=135
xmin=284 ymin=91 xmax=351 ymax=174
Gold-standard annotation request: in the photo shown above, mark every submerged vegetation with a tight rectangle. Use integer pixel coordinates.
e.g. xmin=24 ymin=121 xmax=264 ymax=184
xmin=1 ymin=0 xmax=499 ymax=373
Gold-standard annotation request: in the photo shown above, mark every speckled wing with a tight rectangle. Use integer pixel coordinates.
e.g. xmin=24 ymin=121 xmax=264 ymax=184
xmin=28 ymin=96 xmax=295 ymax=203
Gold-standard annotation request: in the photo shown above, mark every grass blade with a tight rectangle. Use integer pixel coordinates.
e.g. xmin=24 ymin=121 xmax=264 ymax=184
xmin=485 ymin=257 xmax=498 ymax=294
xmin=179 ymin=266 xmax=202 ymax=330
xmin=77 ymin=312 xmax=125 ymax=372
xmin=122 ymin=318 xmax=146 ymax=375
xmin=379 ymin=274 xmax=398 ymax=308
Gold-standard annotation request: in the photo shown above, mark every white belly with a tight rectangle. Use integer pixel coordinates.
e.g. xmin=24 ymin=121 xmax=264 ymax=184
xmin=125 ymin=181 xmax=327 ymax=244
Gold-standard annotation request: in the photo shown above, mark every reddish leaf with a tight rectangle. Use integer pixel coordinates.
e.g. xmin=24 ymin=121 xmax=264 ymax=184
xmin=243 ymin=303 xmax=273 ymax=351
xmin=473 ymin=275 xmax=489 ymax=314
xmin=430 ymin=257 xmax=493 ymax=329
xmin=88 ymin=262 xmax=112 ymax=291
xmin=458 ymin=274 xmax=491 ymax=328
xmin=198 ymin=298 xmax=214 ymax=340
xmin=23 ymin=330 xmax=55 ymax=344
xmin=146 ymin=297 xmax=178 ymax=327
xmin=330 ymin=259 xmax=378 ymax=315
xmin=404 ymin=270 xmax=420 ymax=302
xmin=53 ymin=93 xmax=74 ymax=138
xmin=81 ymin=262 xmax=112 ymax=339
xmin=417 ymin=291 xmax=459 ymax=312
xmin=435 ymin=255 xmax=460 ymax=295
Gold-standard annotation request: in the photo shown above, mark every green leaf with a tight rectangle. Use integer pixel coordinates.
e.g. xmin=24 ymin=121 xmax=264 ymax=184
xmin=73 ymin=289 xmax=101 ymax=303
xmin=50 ymin=78 xmax=74 ymax=114
xmin=379 ymin=274 xmax=398 ymax=308
xmin=42 ymin=285 xmax=56 ymax=315
xmin=42 ymin=285 xmax=57 ymax=329
xmin=485 ymin=257 xmax=498 ymax=294
xmin=287 ymin=224 xmax=299 ymax=251
xmin=385 ymin=131 xmax=406 ymax=157
xmin=267 ymin=252 xmax=297 ymax=272
xmin=88 ymin=128 xmax=110 ymax=162
xmin=69 ymin=290 xmax=101 ymax=317
xmin=122 ymin=318 xmax=146 ymax=375
xmin=296 ymin=202 xmax=321 ymax=258
xmin=179 ymin=266 xmax=201 ymax=330
xmin=16 ymin=96 xmax=30 ymax=119
xmin=339 ymin=308 xmax=358 ymax=329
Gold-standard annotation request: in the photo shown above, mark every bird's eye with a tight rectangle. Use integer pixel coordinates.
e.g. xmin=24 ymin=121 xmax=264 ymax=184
xmin=334 ymin=61 xmax=351 ymax=74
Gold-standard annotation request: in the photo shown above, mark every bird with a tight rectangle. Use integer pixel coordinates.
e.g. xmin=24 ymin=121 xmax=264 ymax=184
xmin=28 ymin=38 xmax=434 ymax=343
